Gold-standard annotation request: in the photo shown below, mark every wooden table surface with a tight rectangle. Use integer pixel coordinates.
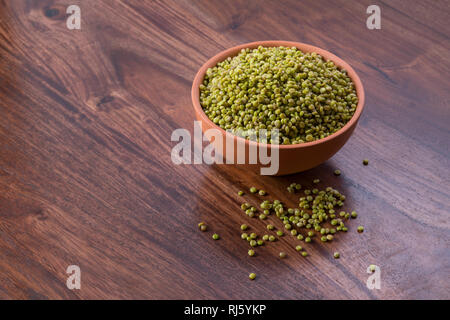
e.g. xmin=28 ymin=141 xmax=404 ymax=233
xmin=0 ymin=0 xmax=449 ymax=300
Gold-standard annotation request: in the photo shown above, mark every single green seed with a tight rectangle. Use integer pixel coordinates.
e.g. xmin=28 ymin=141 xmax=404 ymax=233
xmin=241 ymin=224 xmax=248 ymax=231
xmin=326 ymin=234 xmax=334 ymax=241
xmin=267 ymin=224 xmax=274 ymax=230
xmin=334 ymin=252 xmax=340 ymax=259
xmin=199 ymin=224 xmax=207 ymax=232
xmin=248 ymin=249 xmax=255 ymax=256
xmin=249 ymin=273 xmax=256 ymax=280
xmin=307 ymin=231 xmax=314 ymax=237
xmin=276 ymin=230 xmax=284 ymax=236
xmin=258 ymin=190 xmax=266 ymax=196
xmin=259 ymin=214 xmax=267 ymax=220
xmin=313 ymin=179 xmax=320 ymax=184
xmin=250 ymin=187 xmax=257 ymax=193
xmin=241 ymin=233 xmax=248 ymax=240
xmin=297 ymin=234 xmax=304 ymax=240
xmin=248 ymin=211 xmax=255 ymax=218
xmin=334 ymin=169 xmax=341 ymax=176
xmin=321 ymin=236 xmax=327 ymax=242
xmin=269 ymin=235 xmax=276 ymax=242
xmin=250 ymin=233 xmax=257 ymax=239
xmin=250 ymin=240 xmax=257 ymax=247
xmin=238 ymin=190 xmax=244 ymax=196
xmin=369 ymin=264 xmax=376 ymax=272
xmin=279 ymin=252 xmax=287 ymax=259
xmin=351 ymin=211 xmax=358 ymax=219
xmin=241 ymin=203 xmax=250 ymax=210
xmin=301 ymin=251 xmax=308 ymax=257
xmin=257 ymin=240 xmax=264 ymax=246
xmin=212 ymin=233 xmax=220 ymax=240
xmin=262 ymin=234 xmax=269 ymax=241
xmin=284 ymin=224 xmax=292 ymax=230
xmin=305 ymin=237 xmax=311 ymax=243
xmin=290 ymin=229 xmax=298 ymax=236
xmin=296 ymin=245 xmax=303 ymax=251
xmin=357 ymin=226 xmax=364 ymax=233
xmin=363 ymin=159 xmax=369 ymax=166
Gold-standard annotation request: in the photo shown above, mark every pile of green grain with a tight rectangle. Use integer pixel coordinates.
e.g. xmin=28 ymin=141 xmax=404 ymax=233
xmin=199 ymin=46 xmax=358 ymax=144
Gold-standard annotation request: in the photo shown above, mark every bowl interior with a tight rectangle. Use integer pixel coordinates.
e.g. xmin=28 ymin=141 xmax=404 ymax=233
xmin=191 ymin=41 xmax=365 ymax=149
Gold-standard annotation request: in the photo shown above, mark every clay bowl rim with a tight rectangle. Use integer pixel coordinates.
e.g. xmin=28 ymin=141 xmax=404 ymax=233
xmin=191 ymin=40 xmax=365 ymax=150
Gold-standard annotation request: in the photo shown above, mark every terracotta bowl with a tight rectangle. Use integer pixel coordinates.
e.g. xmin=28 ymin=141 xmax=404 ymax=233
xmin=191 ymin=41 xmax=365 ymax=175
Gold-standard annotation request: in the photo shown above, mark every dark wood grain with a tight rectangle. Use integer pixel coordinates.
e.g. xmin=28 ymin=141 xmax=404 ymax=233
xmin=0 ymin=0 xmax=449 ymax=299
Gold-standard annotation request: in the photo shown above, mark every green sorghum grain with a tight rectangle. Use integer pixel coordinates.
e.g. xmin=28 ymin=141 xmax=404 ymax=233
xmin=200 ymin=46 xmax=358 ymax=145
xmin=250 ymin=233 xmax=257 ymax=239
xmin=334 ymin=252 xmax=340 ymax=259
xmin=363 ymin=159 xmax=369 ymax=165
xmin=321 ymin=236 xmax=327 ymax=242
xmin=291 ymin=229 xmax=298 ymax=236
xmin=269 ymin=235 xmax=276 ymax=242
xmin=296 ymin=245 xmax=303 ymax=251
xmin=326 ymin=234 xmax=334 ymax=241
xmin=257 ymin=240 xmax=264 ymax=246
xmin=267 ymin=224 xmax=274 ymax=230
xmin=250 ymin=187 xmax=257 ymax=193
xmin=238 ymin=190 xmax=244 ymax=196
xmin=248 ymin=249 xmax=255 ymax=256
xmin=313 ymin=179 xmax=320 ymax=184
xmin=305 ymin=237 xmax=311 ymax=243
xmin=259 ymin=190 xmax=266 ymax=196
xmin=241 ymin=203 xmax=250 ymax=210
xmin=369 ymin=264 xmax=376 ymax=272
xmin=250 ymin=240 xmax=257 ymax=247
xmin=212 ymin=233 xmax=220 ymax=240
xmin=357 ymin=226 xmax=364 ymax=233
xmin=301 ymin=251 xmax=308 ymax=257
xmin=198 ymin=222 xmax=207 ymax=231
xmin=241 ymin=224 xmax=248 ymax=231
xmin=334 ymin=169 xmax=341 ymax=176
xmin=297 ymin=234 xmax=304 ymax=240
xmin=249 ymin=273 xmax=256 ymax=280
xmin=241 ymin=233 xmax=248 ymax=240
xmin=279 ymin=252 xmax=287 ymax=259
xmin=307 ymin=231 xmax=314 ymax=237
xmin=262 ymin=234 xmax=269 ymax=241
xmin=351 ymin=211 xmax=358 ymax=219
xmin=259 ymin=214 xmax=267 ymax=220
